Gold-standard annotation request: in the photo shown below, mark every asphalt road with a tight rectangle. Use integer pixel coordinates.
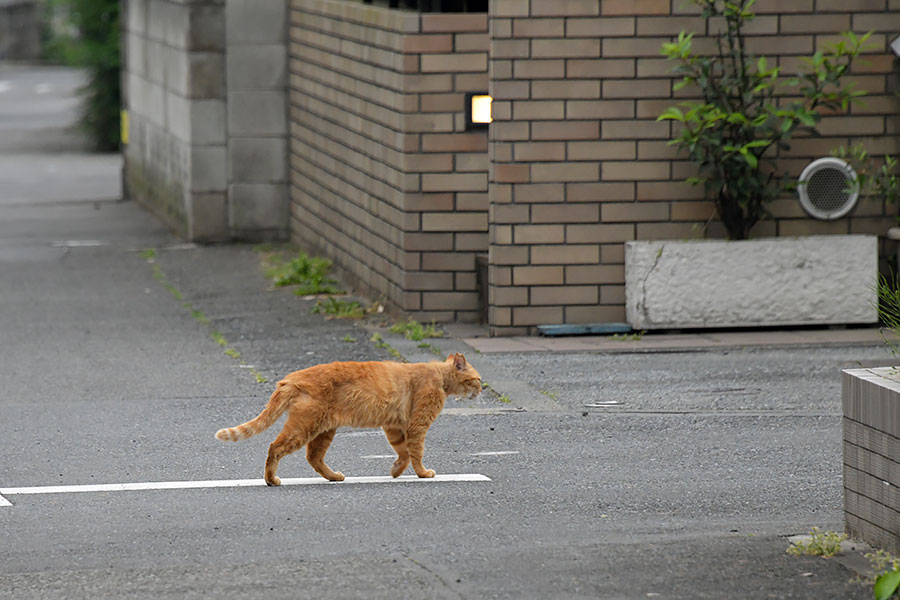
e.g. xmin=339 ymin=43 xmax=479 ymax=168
xmin=0 ymin=64 xmax=882 ymax=599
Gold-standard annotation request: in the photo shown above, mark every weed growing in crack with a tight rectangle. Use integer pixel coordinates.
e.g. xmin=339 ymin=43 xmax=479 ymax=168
xmin=371 ymin=332 xmax=404 ymax=361
xmin=786 ymin=528 xmax=847 ymax=558
xmin=312 ymin=297 xmax=365 ymax=319
xmin=390 ymin=318 xmax=443 ymax=341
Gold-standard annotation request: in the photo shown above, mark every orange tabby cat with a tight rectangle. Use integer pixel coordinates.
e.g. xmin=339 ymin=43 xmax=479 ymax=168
xmin=215 ymin=353 xmax=482 ymax=486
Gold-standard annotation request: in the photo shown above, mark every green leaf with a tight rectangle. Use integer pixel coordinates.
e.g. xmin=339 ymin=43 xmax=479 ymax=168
xmin=658 ymin=106 xmax=685 ymax=121
xmin=797 ymin=112 xmax=817 ymax=127
xmin=875 ymin=569 xmax=900 ymax=600
xmin=739 ymin=149 xmax=758 ymax=169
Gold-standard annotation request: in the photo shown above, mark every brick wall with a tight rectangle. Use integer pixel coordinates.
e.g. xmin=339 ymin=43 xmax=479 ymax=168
xmin=843 ymin=368 xmax=900 ymax=554
xmin=488 ymin=0 xmax=900 ymax=335
xmin=288 ymin=0 xmax=489 ymax=321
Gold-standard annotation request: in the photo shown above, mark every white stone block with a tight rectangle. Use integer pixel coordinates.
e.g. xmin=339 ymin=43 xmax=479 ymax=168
xmin=229 ymin=183 xmax=289 ymax=231
xmin=190 ymin=145 xmax=227 ymax=192
xmin=226 ymin=44 xmax=287 ymax=90
xmin=226 ymin=0 xmax=286 ymax=43
xmin=228 ymin=137 xmax=287 ymax=183
xmin=188 ymin=192 xmax=229 ymax=242
xmin=165 ymin=91 xmax=191 ymax=141
xmin=190 ymin=99 xmax=227 ymax=145
xmin=144 ymin=39 xmax=167 ymax=85
xmin=126 ymin=0 xmax=148 ymax=35
xmin=624 ymin=235 xmax=878 ymax=330
xmin=188 ymin=5 xmax=225 ymax=52
xmin=125 ymin=33 xmax=146 ymax=78
xmin=227 ymin=90 xmax=286 ymax=136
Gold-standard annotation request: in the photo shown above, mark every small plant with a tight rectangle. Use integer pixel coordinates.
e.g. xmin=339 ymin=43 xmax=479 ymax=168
xmin=497 ymin=393 xmax=512 ymax=404
xmin=140 ymin=248 xmax=156 ymax=261
xmin=417 ymin=341 xmax=443 ymax=357
xmin=877 ymin=273 xmax=900 ymax=357
xmin=371 ymin=332 xmax=404 ymax=361
xmin=539 ymin=389 xmax=559 ymax=400
xmin=658 ymin=0 xmax=872 ymax=240
xmin=265 ymin=251 xmax=342 ymax=296
xmin=833 ymin=143 xmax=900 ymax=211
xmin=312 ymin=298 xmax=365 ymax=319
xmin=211 ymin=331 xmax=227 ymax=347
xmin=786 ymin=527 xmax=847 ymax=558
xmin=250 ymin=368 xmax=268 ymax=384
xmin=611 ymin=331 xmax=646 ymax=342
xmin=223 ymin=348 xmax=241 ymax=359
xmin=342 ymin=334 xmax=357 ymax=343
xmin=390 ymin=318 xmax=444 ymax=342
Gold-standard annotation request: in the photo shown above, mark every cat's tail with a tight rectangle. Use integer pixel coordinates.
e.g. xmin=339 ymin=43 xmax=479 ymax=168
xmin=215 ymin=382 xmax=294 ymax=442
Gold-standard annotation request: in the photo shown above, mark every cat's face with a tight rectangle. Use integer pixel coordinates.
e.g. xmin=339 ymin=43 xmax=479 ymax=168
xmin=447 ymin=353 xmax=482 ymax=399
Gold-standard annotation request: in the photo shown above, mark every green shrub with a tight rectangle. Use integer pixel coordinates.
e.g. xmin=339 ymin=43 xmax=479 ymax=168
xmin=658 ymin=0 xmax=871 ymax=240
xmin=50 ymin=0 xmax=121 ymax=151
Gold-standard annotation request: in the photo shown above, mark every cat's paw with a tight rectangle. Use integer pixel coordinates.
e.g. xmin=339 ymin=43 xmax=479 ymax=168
xmin=327 ymin=471 xmax=345 ymax=482
xmin=416 ymin=469 xmax=436 ymax=478
xmin=265 ymin=476 xmax=281 ymax=487
xmin=390 ymin=460 xmax=408 ymax=478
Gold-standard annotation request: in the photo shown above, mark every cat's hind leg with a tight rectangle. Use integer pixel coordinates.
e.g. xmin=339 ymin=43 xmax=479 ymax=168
xmin=306 ymin=428 xmax=344 ymax=482
xmin=383 ymin=426 xmax=409 ymax=478
xmin=265 ymin=411 xmax=321 ymax=486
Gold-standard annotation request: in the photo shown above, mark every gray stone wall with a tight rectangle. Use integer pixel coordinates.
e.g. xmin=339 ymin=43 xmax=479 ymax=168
xmin=122 ymin=0 xmax=289 ymax=242
xmin=226 ymin=0 xmax=289 ymax=239
xmin=0 ymin=0 xmax=41 ymax=61
xmin=843 ymin=368 xmax=900 ymax=554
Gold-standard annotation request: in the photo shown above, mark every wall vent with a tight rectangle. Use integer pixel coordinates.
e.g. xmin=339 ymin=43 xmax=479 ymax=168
xmin=797 ymin=157 xmax=859 ymax=221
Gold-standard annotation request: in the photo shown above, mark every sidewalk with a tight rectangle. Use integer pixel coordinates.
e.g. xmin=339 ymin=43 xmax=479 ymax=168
xmin=452 ymin=323 xmax=889 ymax=354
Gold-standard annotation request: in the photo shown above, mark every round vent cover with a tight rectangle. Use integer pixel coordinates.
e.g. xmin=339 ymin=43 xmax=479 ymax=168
xmin=797 ymin=157 xmax=859 ymax=220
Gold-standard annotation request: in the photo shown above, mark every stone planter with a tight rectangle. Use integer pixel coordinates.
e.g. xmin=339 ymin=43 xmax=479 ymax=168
xmin=843 ymin=367 xmax=900 ymax=554
xmin=624 ymin=235 xmax=878 ymax=330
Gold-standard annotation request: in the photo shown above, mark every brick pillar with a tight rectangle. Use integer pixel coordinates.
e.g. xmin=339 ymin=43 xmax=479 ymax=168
xmin=488 ymin=0 xmax=628 ymax=335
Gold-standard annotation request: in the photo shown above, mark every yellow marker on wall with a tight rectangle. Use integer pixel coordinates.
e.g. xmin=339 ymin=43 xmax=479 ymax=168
xmin=120 ymin=109 xmax=129 ymax=145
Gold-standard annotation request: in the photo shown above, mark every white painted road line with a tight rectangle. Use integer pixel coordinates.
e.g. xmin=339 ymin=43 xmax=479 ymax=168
xmin=0 ymin=493 xmax=11 ymax=507
xmin=0 ymin=473 xmax=491 ymax=505
xmin=469 ymin=451 xmax=520 ymax=456
xmin=360 ymin=454 xmax=395 ymax=459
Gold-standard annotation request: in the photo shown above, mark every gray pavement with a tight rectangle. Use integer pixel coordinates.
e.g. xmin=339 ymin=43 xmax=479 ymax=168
xmin=0 ymin=64 xmax=885 ymax=599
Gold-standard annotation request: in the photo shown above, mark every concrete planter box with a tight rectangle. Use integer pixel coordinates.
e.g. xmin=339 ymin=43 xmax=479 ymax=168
xmin=624 ymin=235 xmax=878 ymax=330
xmin=843 ymin=367 xmax=900 ymax=554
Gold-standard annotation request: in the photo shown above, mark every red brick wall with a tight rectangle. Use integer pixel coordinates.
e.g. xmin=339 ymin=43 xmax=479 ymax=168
xmin=488 ymin=0 xmax=900 ymax=335
xmin=288 ymin=0 xmax=489 ymax=321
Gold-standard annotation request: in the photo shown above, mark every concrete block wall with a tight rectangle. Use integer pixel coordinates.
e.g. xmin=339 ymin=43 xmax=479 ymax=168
xmin=288 ymin=0 xmax=489 ymax=321
xmin=123 ymin=0 xmax=229 ymax=241
xmin=226 ymin=0 xmax=290 ymax=239
xmin=843 ymin=368 xmax=900 ymax=554
xmin=124 ymin=0 xmax=290 ymax=242
xmin=487 ymin=0 xmax=900 ymax=335
xmin=0 ymin=0 xmax=41 ymax=60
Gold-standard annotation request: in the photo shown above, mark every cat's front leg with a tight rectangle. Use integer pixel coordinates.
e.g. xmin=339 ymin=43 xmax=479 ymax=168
xmin=406 ymin=422 xmax=436 ymax=478
xmin=383 ymin=426 xmax=410 ymax=478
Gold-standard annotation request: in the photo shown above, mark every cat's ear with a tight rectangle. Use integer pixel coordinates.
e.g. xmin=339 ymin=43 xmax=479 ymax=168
xmin=452 ymin=353 xmax=467 ymax=371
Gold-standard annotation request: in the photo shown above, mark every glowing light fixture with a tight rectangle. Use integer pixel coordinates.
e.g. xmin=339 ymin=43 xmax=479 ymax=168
xmin=467 ymin=93 xmax=492 ymax=129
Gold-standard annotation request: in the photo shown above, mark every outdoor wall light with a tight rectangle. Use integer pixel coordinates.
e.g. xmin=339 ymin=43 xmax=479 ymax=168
xmin=891 ymin=34 xmax=900 ymax=58
xmin=466 ymin=93 xmax=492 ymax=129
